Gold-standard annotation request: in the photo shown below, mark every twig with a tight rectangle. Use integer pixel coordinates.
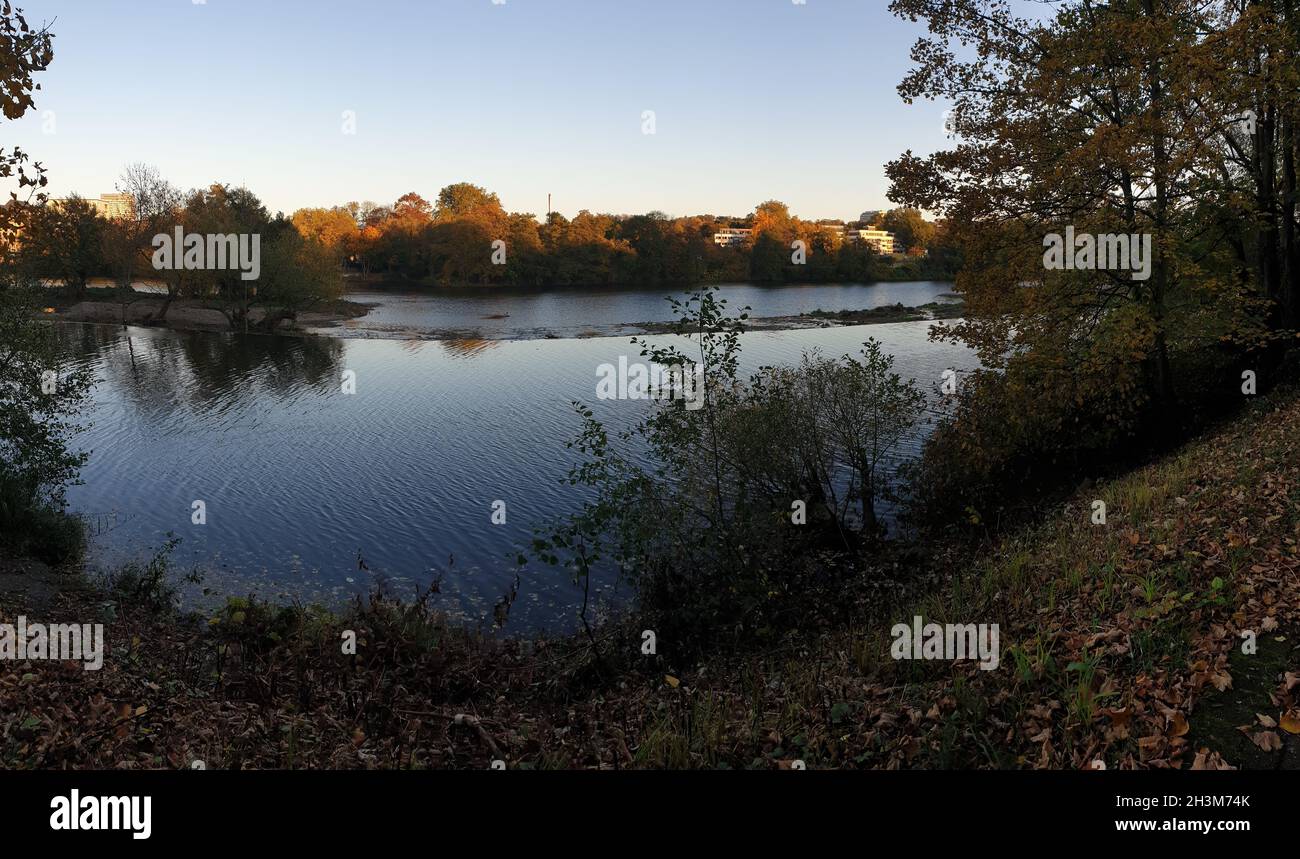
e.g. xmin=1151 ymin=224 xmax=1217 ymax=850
xmin=452 ymin=713 xmax=502 ymax=759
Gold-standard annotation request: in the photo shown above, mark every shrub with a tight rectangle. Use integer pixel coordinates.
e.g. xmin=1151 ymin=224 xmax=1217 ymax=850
xmin=532 ymin=287 xmax=926 ymax=656
xmin=0 ymin=287 xmax=92 ymax=563
xmin=102 ymin=537 xmax=182 ymax=613
xmin=0 ymin=475 xmax=85 ymax=564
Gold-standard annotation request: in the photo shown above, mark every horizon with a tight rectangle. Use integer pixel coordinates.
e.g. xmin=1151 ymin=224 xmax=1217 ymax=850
xmin=7 ymin=0 xmax=969 ymax=221
xmin=56 ymin=185 xmax=911 ymax=225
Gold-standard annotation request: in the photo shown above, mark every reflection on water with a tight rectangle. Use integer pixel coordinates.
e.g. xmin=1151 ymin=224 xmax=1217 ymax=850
xmin=439 ymin=338 xmax=501 ymax=359
xmin=115 ymin=329 xmax=345 ymax=411
xmin=61 ymin=293 xmax=975 ymax=634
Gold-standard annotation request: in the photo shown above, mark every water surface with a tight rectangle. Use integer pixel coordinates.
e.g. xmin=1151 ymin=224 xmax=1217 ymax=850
xmin=63 ymin=284 xmax=973 ymax=632
xmin=327 ymin=280 xmax=958 ymax=339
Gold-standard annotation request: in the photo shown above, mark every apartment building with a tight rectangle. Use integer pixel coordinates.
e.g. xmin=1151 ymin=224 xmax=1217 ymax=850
xmin=713 ymin=227 xmax=754 ymax=247
xmin=53 ymin=192 xmax=135 ymax=220
xmin=845 ymin=227 xmax=896 ymax=254
xmin=713 ymin=222 xmax=897 ymax=254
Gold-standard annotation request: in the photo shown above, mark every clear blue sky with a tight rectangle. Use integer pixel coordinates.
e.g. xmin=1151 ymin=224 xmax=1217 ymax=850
xmin=8 ymin=0 xmax=956 ymax=220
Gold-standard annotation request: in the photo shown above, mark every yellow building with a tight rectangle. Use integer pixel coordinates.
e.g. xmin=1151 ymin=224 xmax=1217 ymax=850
xmin=53 ymin=192 xmax=135 ymax=220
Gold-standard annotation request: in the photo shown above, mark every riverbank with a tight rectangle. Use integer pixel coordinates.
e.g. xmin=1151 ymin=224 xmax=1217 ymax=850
xmin=45 ymin=293 xmax=369 ymax=334
xmin=635 ymin=300 xmax=966 ymax=334
xmin=4 ymin=381 xmax=1296 ymax=769
xmin=50 ymin=296 xmax=961 ymax=340
xmin=312 ymin=299 xmax=963 ymax=341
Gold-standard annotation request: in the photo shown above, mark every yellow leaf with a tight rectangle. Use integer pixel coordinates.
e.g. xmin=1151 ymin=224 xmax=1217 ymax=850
xmin=664 ymin=675 xmax=680 ymax=688
xmin=1280 ymin=711 xmax=1300 ymax=735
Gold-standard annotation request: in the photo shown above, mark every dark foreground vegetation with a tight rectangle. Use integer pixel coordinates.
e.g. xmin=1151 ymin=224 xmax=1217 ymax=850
xmin=3 ymin=275 xmax=1298 ymax=769
xmin=2 ymin=373 xmax=1297 ymax=769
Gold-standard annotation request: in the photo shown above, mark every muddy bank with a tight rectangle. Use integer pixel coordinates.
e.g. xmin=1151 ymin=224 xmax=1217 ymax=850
xmin=303 ymin=298 xmax=967 ymax=342
xmin=46 ymin=296 xmax=369 ymax=334
xmin=632 ymin=301 xmax=965 ymax=336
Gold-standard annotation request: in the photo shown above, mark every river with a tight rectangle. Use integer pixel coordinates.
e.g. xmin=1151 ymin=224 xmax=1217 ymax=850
xmin=60 ymin=281 xmax=975 ymax=632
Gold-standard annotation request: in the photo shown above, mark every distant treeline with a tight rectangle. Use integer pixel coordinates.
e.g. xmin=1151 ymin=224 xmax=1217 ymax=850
xmin=8 ymin=173 xmax=962 ymax=303
xmin=291 ymin=189 xmax=963 ymax=286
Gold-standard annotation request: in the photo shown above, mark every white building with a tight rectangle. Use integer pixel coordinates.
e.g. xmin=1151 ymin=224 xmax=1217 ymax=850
xmin=845 ymin=228 xmax=896 ymax=254
xmin=713 ymin=227 xmax=754 ymax=247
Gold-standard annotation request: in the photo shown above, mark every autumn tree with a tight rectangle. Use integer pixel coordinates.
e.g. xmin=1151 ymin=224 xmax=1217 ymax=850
xmin=340 ymin=201 xmax=388 ymax=278
xmin=0 ymin=3 xmax=51 ymax=241
xmin=103 ymin=163 xmax=181 ymax=322
xmin=182 ymin=183 xmax=273 ymax=331
xmin=0 ymin=5 xmax=92 ymax=563
xmin=291 ymin=206 xmax=358 ymax=263
xmin=887 ymin=0 xmax=1270 ymax=420
xmin=22 ymin=195 xmax=103 ymax=296
xmin=1183 ymin=1 xmax=1300 ymax=342
xmin=887 ymin=0 xmax=1298 ymax=523
xmin=752 ymin=199 xmax=794 ymax=243
xmin=434 ymin=182 xmax=505 ymax=222
xmin=880 ymin=207 xmax=935 ymax=254
xmin=256 ymin=228 xmax=343 ymax=328
xmin=372 ymin=192 xmax=434 ymax=278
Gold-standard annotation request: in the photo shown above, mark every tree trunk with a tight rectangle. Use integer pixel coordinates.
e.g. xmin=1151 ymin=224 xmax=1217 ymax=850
xmin=1143 ymin=0 xmax=1177 ymax=407
xmin=154 ymin=293 xmax=174 ymax=325
xmin=1281 ymin=109 xmax=1298 ymax=330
